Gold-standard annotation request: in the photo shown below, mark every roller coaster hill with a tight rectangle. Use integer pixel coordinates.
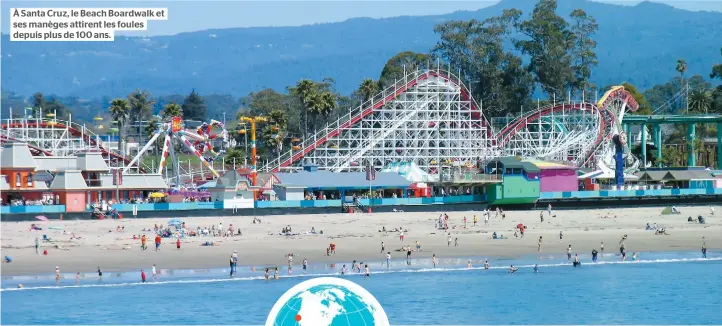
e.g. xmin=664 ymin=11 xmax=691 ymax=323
xmin=2 ymin=67 xmax=722 ymax=214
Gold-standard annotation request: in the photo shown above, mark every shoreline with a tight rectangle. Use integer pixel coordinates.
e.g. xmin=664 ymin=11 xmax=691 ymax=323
xmin=2 ymin=205 xmax=719 ymax=276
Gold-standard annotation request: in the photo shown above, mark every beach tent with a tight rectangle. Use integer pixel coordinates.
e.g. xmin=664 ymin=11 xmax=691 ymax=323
xmin=382 ymin=161 xmax=437 ymax=182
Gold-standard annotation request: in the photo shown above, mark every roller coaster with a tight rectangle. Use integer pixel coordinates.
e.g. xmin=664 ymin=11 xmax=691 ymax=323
xmin=262 ymin=68 xmax=640 ymax=174
xmin=1 ymin=68 xmax=641 ymax=180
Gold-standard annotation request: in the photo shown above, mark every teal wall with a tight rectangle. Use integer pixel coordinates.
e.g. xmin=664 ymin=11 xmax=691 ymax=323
xmin=1 ymin=205 xmax=66 ymax=214
xmin=486 ymin=175 xmax=540 ymax=205
xmin=540 ymin=187 xmax=722 ymax=199
xmin=108 ymin=202 xmax=224 ymax=212
xmin=255 ymin=195 xmax=484 ymax=209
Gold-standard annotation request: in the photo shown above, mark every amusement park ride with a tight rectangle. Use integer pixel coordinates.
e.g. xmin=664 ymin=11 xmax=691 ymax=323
xmin=124 ymin=116 xmax=228 ymax=186
xmin=0 ymin=66 xmax=657 ymax=189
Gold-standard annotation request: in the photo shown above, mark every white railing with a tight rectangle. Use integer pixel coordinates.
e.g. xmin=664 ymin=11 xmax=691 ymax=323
xmin=263 ymin=69 xmax=472 ymax=172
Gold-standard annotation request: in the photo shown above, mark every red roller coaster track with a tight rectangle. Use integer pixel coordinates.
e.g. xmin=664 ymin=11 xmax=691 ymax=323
xmin=0 ymin=121 xmax=140 ymax=169
xmin=277 ymin=70 xmax=493 ymax=170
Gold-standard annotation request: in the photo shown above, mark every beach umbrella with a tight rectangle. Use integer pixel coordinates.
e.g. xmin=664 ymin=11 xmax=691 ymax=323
xmin=35 ymin=215 xmax=48 ymax=221
xmin=149 ymin=192 xmax=166 ymax=198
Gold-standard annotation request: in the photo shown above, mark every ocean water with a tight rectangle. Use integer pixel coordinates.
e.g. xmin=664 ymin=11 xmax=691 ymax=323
xmin=2 ymin=251 xmax=720 ymax=325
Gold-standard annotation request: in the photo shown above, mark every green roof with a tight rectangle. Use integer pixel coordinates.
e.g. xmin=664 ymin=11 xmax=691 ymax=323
xmin=486 ymin=157 xmax=540 ymax=173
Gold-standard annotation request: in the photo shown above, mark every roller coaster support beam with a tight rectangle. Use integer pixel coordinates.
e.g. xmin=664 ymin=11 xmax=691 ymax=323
xmin=687 ymin=123 xmax=696 ymax=166
xmin=654 ymin=124 xmax=662 ymax=168
xmin=641 ymin=123 xmax=647 ymax=168
xmin=718 ymin=123 xmax=722 ymax=170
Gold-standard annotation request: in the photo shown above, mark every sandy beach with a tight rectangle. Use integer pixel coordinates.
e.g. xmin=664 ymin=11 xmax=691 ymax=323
xmin=1 ymin=205 xmax=719 ymax=276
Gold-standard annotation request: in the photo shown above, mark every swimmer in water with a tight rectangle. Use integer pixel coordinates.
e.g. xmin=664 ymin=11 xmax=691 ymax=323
xmin=508 ymin=265 xmax=518 ymax=273
xmin=97 ymin=266 xmax=103 ymax=278
xmin=274 ymin=267 xmax=279 ymax=280
xmin=467 ymin=259 xmax=472 ymax=268
xmin=632 ymin=252 xmax=637 ymax=261
xmin=386 ymin=252 xmax=391 ymax=269
xmin=341 ymin=265 xmax=347 ymax=275
xmin=484 ymin=260 xmax=489 ymax=270
xmin=533 ymin=264 xmax=539 ymax=273
xmin=573 ymin=254 xmax=581 ymax=267
xmin=600 ymin=242 xmax=604 ymax=256
xmin=432 ymin=254 xmax=437 ymax=268
xmin=264 ymin=268 xmax=269 ymax=281
xmin=76 ymin=272 xmax=80 ymax=285
xmin=364 ymin=264 xmax=370 ymax=277
xmin=592 ymin=249 xmax=599 ymax=263
xmin=55 ymin=266 xmax=60 ymax=285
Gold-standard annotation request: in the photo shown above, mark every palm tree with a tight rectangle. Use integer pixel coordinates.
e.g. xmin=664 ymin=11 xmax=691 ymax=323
xmin=108 ymin=98 xmax=130 ymax=156
xmin=319 ymin=92 xmax=337 ymax=120
xmin=358 ymin=79 xmax=378 ymax=103
xmin=689 ymin=88 xmax=713 ymax=113
xmin=676 ymin=59 xmax=688 ymax=112
xmin=162 ymin=102 xmax=183 ymax=119
xmin=305 ymin=92 xmax=323 ymax=133
xmin=263 ymin=110 xmax=288 ymax=159
xmin=293 ymin=79 xmax=316 ymax=136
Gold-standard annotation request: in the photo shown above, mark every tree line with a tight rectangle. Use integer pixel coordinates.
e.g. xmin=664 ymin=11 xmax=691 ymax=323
xmin=2 ymin=0 xmax=721 ymax=167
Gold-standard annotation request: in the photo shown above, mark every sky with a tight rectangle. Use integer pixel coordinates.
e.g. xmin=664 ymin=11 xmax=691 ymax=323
xmin=1 ymin=0 xmax=721 ymax=36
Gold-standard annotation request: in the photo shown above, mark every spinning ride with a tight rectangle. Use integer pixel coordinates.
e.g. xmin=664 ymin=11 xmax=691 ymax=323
xmin=124 ymin=117 xmax=229 ymax=186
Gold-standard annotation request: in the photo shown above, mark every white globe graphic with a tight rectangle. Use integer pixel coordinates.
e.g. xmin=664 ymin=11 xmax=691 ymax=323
xmin=266 ymin=277 xmax=389 ymax=326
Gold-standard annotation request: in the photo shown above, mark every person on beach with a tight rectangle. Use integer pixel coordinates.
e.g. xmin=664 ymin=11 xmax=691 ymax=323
xmin=35 ymin=236 xmax=40 ymax=254
xmin=76 ymin=272 xmax=80 ymax=285
xmin=341 ymin=265 xmax=347 ymax=275
xmin=447 ymin=234 xmax=452 ymax=247
xmin=592 ymin=249 xmax=599 ymax=263
xmin=463 ymin=216 xmax=467 ymax=228
xmin=547 ymin=204 xmax=552 ymax=217
xmin=567 ymin=245 xmax=573 ymax=262
xmin=533 ymin=264 xmax=539 ymax=273
xmin=473 ymin=215 xmax=478 ymax=226
xmin=454 ymin=238 xmax=459 ymax=247
xmin=55 ymin=266 xmax=60 ymax=285
xmin=141 ymin=235 xmax=147 ymax=250
xmin=406 ymin=247 xmax=412 ymax=265
xmin=485 ymin=214 xmax=489 ymax=226
xmin=600 ymin=242 xmax=604 ymax=256
xmin=232 ymin=250 xmax=239 ymax=273
xmin=573 ymin=254 xmax=581 ymax=267
xmin=229 ymin=256 xmax=235 ymax=277
xmin=364 ymin=264 xmax=370 ymax=277
xmin=416 ymin=240 xmax=421 ymax=251
xmin=559 ymin=231 xmax=563 ymax=242
xmin=274 ymin=267 xmax=279 ymax=280
xmin=399 ymin=231 xmax=404 ymax=243
xmin=140 ymin=270 xmax=147 ymax=283
xmin=484 ymin=260 xmax=489 ymax=270
xmin=176 ymin=238 xmax=181 ymax=249
xmin=540 ymin=211 xmax=544 ymax=223
xmin=702 ymin=237 xmax=707 ymax=258
xmin=264 ymin=268 xmax=270 ymax=281
xmin=97 ymin=266 xmax=102 ymax=278
xmin=152 ymin=264 xmax=158 ymax=280
xmin=508 ymin=265 xmax=518 ymax=273
xmin=303 ymin=259 xmax=308 ymax=273
xmin=380 ymin=241 xmax=385 ymax=253
xmin=386 ymin=252 xmax=391 ymax=269
xmin=538 ymin=236 xmax=543 ymax=252
xmin=287 ymin=253 xmax=293 ymax=272
xmin=154 ymin=234 xmax=161 ymax=251
xmin=432 ymin=254 xmax=437 ymax=268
